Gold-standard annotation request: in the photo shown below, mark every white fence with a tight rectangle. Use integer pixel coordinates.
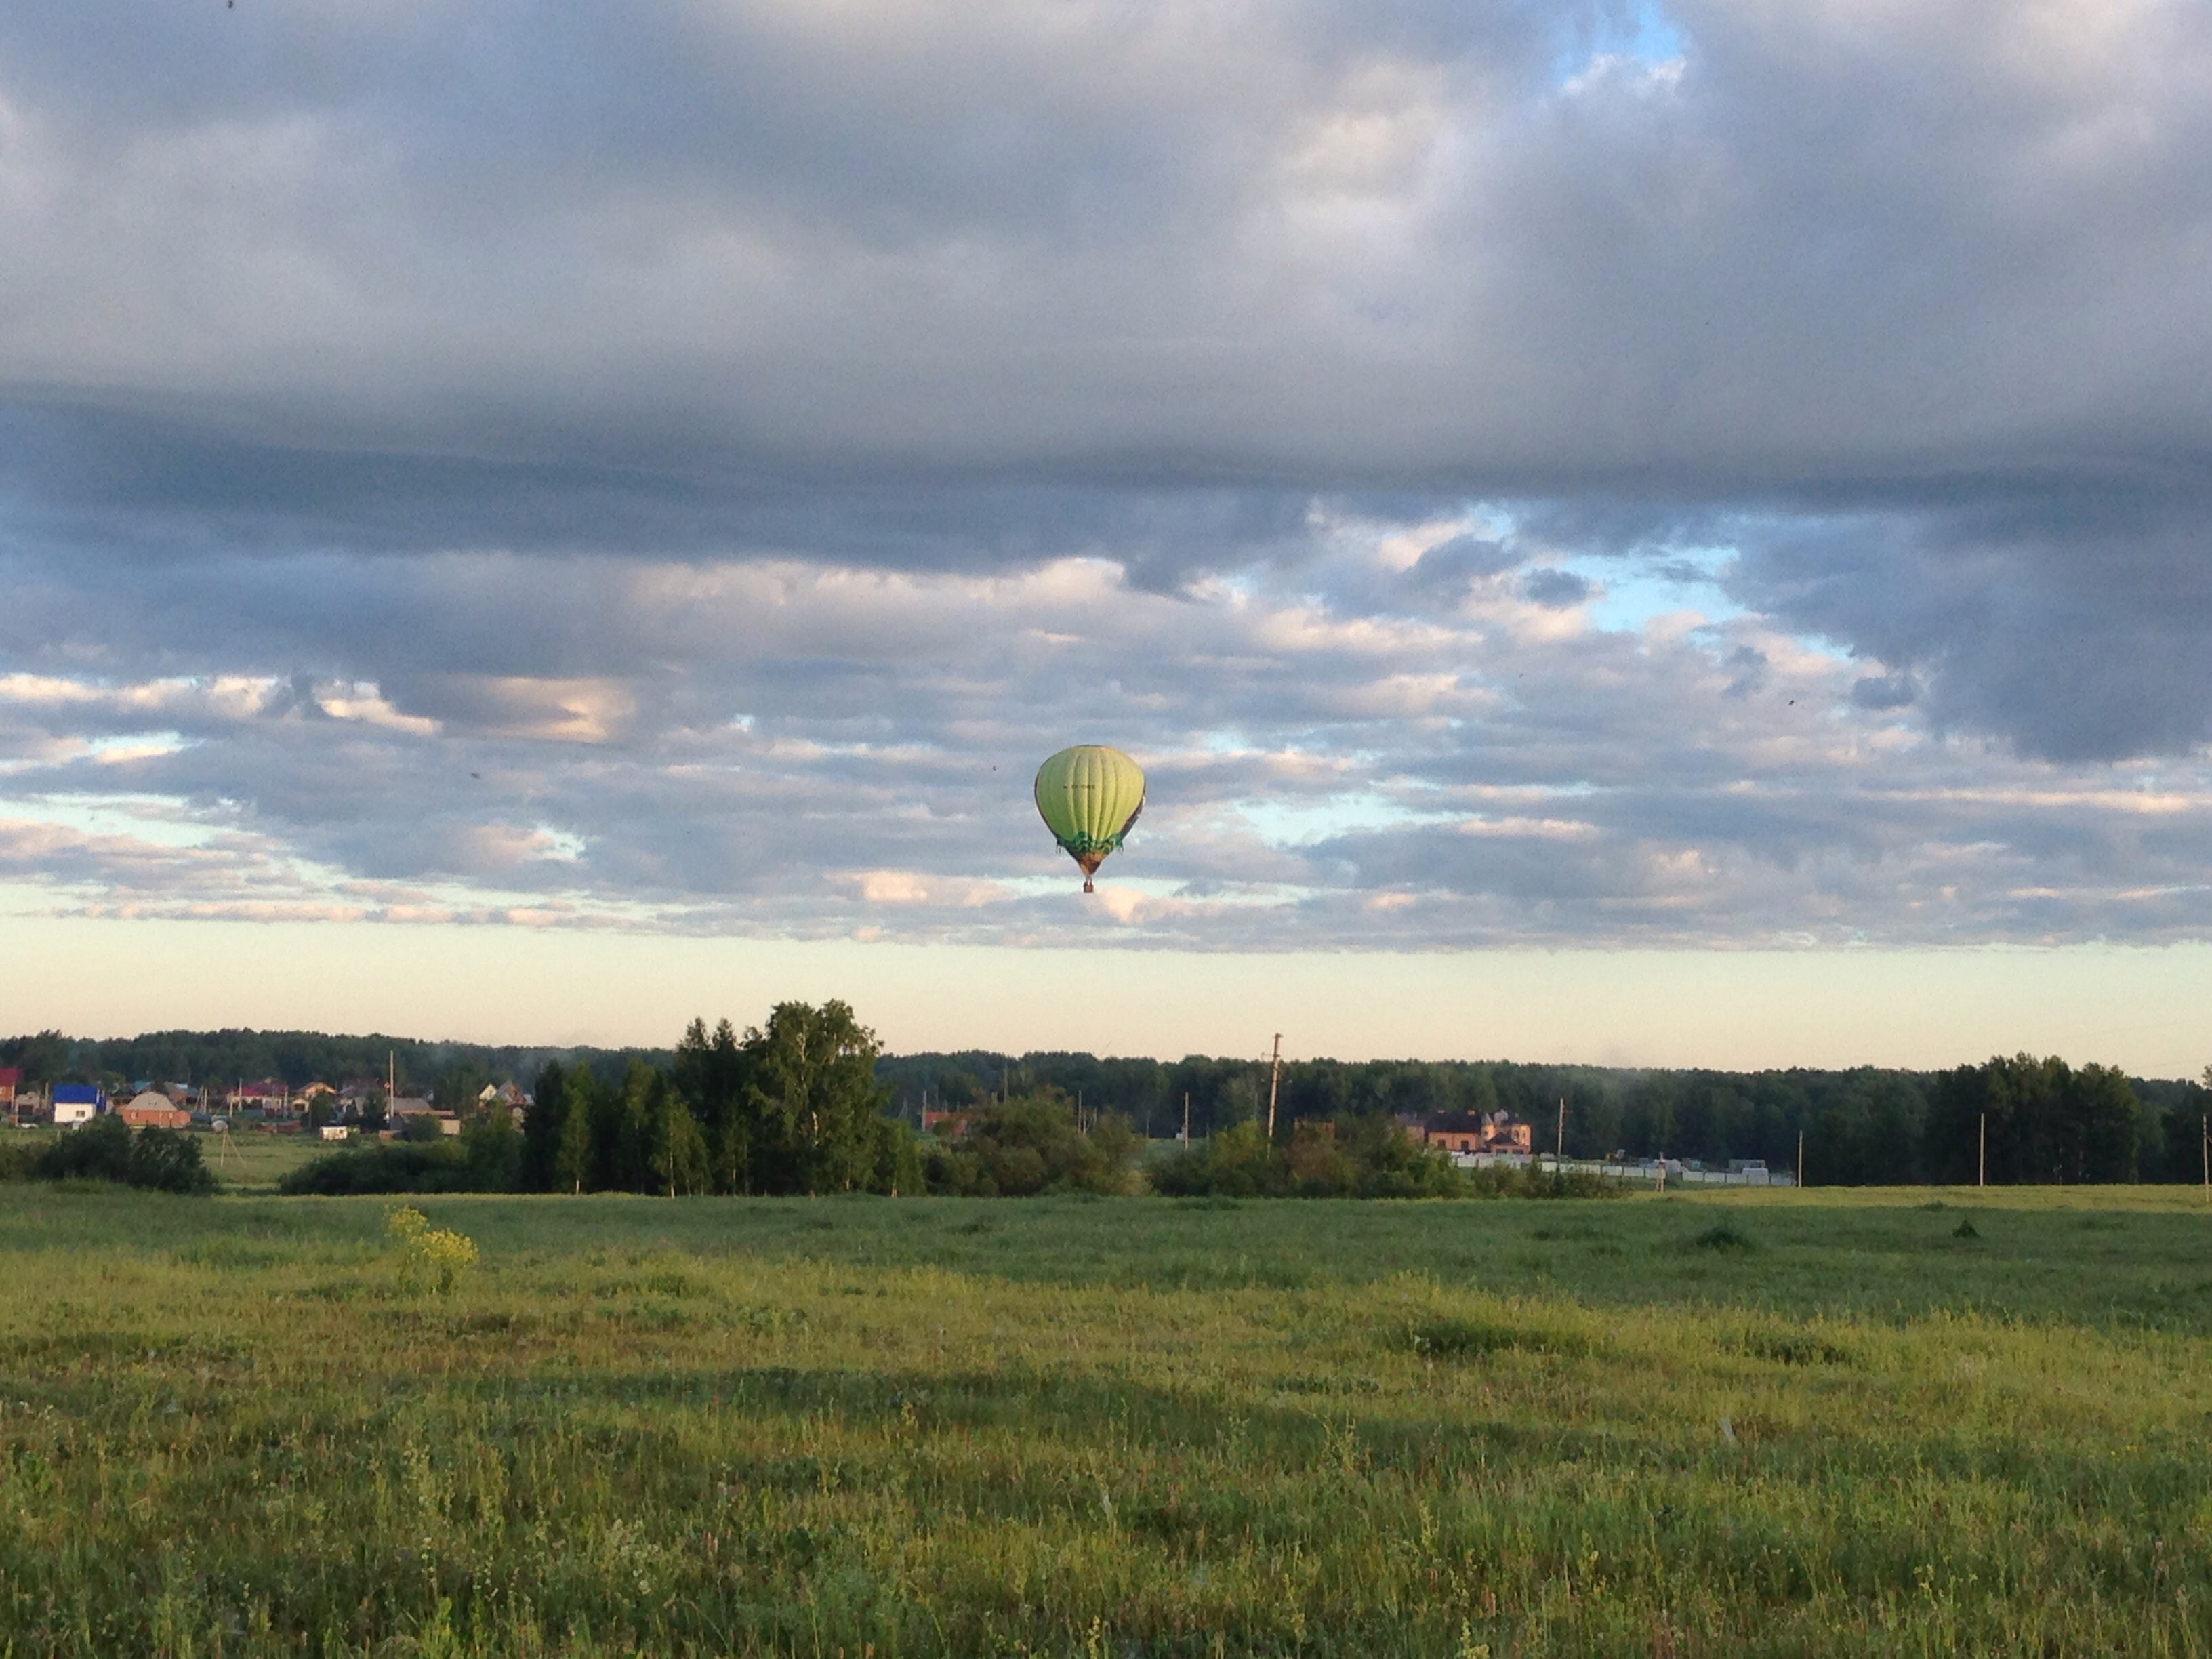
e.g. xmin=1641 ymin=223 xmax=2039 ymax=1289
xmin=1449 ymin=1151 xmax=1795 ymax=1187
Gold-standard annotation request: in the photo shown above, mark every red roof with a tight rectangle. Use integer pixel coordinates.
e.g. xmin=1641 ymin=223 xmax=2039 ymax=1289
xmin=0 ymin=1069 xmax=20 ymax=1089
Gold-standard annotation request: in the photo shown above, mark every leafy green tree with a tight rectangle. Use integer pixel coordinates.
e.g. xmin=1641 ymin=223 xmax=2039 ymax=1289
xmin=1152 ymin=1120 xmax=1280 ymax=1197
xmin=2067 ymin=1064 xmax=2140 ymax=1183
xmin=1151 ymin=1111 xmax=1462 ymax=1199
xmin=870 ymin=1113 xmax=924 ymax=1195
xmin=0 ymin=1030 xmax=70 ymax=1087
xmin=650 ymin=1088 xmax=710 ymax=1196
xmin=673 ymin=1018 xmax=751 ymax=1193
xmin=462 ymin=1104 xmax=524 ymax=1190
xmin=1994 ymin=1054 xmax=2073 ymax=1183
xmin=584 ymin=1063 xmax=634 ymax=1190
xmin=925 ymin=1096 xmax=1139 ymax=1196
xmin=1282 ymin=1119 xmax=1358 ymax=1195
xmin=555 ymin=1067 xmax=598 ymax=1194
xmin=741 ymin=1001 xmax=891 ymax=1195
xmin=612 ymin=1061 xmax=662 ymax=1193
xmin=436 ymin=1061 xmax=492 ymax=1118
xmin=1929 ymin=1055 xmax=2137 ymax=1185
xmin=522 ymin=1061 xmax=567 ymax=1191
xmin=399 ymin=1113 xmax=446 ymax=1145
xmin=32 ymin=1116 xmax=214 ymax=1194
xmin=1337 ymin=1113 xmax=1464 ymax=1197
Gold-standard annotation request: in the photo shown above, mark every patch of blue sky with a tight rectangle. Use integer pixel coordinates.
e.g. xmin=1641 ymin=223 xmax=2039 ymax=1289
xmin=1561 ymin=546 xmax=1749 ymax=635
xmin=535 ymin=826 xmax=588 ymax=861
xmin=1237 ymin=793 xmax=1462 ymax=848
xmin=2 ymin=792 xmax=220 ymax=849
xmin=1551 ymin=0 xmax=1687 ymax=86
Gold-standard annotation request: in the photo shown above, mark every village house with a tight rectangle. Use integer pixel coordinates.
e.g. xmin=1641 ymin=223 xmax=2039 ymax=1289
xmin=1414 ymin=1110 xmax=1534 ymax=1155
xmin=0 ymin=1067 xmax=19 ymax=1120
xmin=226 ymin=1078 xmax=289 ymax=1113
xmin=117 ymin=1091 xmax=192 ymax=1129
xmin=478 ymin=1081 xmax=529 ymax=1114
xmin=50 ymin=1084 xmax=105 ymax=1126
xmin=386 ymin=1096 xmax=461 ymax=1136
xmin=920 ymin=1105 xmax=978 ymax=1138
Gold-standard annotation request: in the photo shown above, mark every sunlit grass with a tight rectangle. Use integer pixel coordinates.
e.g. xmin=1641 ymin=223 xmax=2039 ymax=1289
xmin=3 ymin=1187 xmax=2209 ymax=1655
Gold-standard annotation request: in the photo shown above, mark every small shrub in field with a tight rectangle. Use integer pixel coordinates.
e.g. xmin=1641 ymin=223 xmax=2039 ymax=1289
xmin=1736 ymin=1326 xmax=1856 ymax=1366
xmin=1954 ymin=1217 xmax=1981 ymax=1240
xmin=1151 ymin=1115 xmax=1475 ymax=1199
xmin=386 ymin=1205 xmax=479 ymax=1296
xmin=1465 ymin=1164 xmax=1627 ymax=1200
xmin=1406 ymin=1315 xmax=1586 ymax=1360
xmin=281 ymin=1140 xmax=477 ymax=1195
xmin=926 ymin=1097 xmax=1141 ymax=1195
xmin=1692 ymin=1221 xmax=1755 ymax=1252
xmin=29 ymin=1117 xmax=215 ymax=1194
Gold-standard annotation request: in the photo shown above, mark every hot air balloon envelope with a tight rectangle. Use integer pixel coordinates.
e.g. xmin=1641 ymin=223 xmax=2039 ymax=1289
xmin=1034 ymin=745 xmax=1145 ymax=893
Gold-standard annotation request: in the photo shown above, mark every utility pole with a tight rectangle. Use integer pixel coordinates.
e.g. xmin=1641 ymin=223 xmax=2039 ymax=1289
xmin=1265 ymin=1034 xmax=1282 ymax=1141
xmin=1555 ymin=1095 xmax=1566 ymax=1168
xmin=1796 ymin=1130 xmax=1804 ymax=1189
xmin=1978 ymin=1112 xmax=1986 ymax=1188
xmin=2200 ymin=1111 xmax=2207 ymax=1198
xmin=1182 ymin=1092 xmax=1191 ymax=1147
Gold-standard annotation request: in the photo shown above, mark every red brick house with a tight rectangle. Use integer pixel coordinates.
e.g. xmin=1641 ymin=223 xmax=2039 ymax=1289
xmin=117 ymin=1092 xmax=192 ymax=1129
xmin=1416 ymin=1111 xmax=1533 ymax=1155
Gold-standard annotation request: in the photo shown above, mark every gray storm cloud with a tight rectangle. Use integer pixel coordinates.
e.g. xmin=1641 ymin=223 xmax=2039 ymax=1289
xmin=4 ymin=1 xmax=2207 ymax=482
xmin=0 ymin=0 xmax=2208 ymax=943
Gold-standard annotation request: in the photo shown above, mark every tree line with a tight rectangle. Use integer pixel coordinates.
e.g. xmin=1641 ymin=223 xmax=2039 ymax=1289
xmin=288 ymin=1003 xmax=921 ymax=1197
xmin=283 ymin=1003 xmax=1494 ymax=1200
xmin=882 ymin=1050 xmax=2212 ymax=1186
xmin=15 ymin=1019 xmax=2206 ymax=1189
xmin=526 ymin=1003 xmax=918 ymax=1195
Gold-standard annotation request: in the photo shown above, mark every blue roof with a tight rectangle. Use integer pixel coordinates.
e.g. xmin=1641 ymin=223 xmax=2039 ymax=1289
xmin=52 ymin=1084 xmax=106 ymax=1105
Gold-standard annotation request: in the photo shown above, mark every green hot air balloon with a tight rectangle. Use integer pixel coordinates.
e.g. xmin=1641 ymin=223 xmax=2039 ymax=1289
xmin=1034 ymin=745 xmax=1146 ymax=893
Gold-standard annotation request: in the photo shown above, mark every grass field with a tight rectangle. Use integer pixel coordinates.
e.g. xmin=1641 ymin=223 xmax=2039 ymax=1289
xmin=3 ymin=1186 xmax=2210 ymax=1656
xmin=195 ymin=1128 xmax=330 ymax=1192
xmin=0 ymin=1124 xmax=328 ymax=1195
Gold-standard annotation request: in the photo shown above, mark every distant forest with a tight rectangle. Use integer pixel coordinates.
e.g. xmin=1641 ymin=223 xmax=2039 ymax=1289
xmin=5 ymin=1027 xmax=2208 ymax=1187
xmin=881 ymin=1050 xmax=2211 ymax=1187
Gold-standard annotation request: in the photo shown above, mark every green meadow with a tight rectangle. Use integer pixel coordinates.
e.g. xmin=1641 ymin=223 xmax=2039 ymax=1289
xmin=3 ymin=1186 xmax=2210 ymax=1656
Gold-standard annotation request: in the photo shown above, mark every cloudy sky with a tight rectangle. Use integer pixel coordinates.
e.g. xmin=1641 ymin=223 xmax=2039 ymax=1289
xmin=3 ymin=0 xmax=2211 ymax=1063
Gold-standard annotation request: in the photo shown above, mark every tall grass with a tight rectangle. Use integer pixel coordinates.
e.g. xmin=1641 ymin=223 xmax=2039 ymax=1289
xmin=1 ymin=1187 xmax=2209 ymax=1655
